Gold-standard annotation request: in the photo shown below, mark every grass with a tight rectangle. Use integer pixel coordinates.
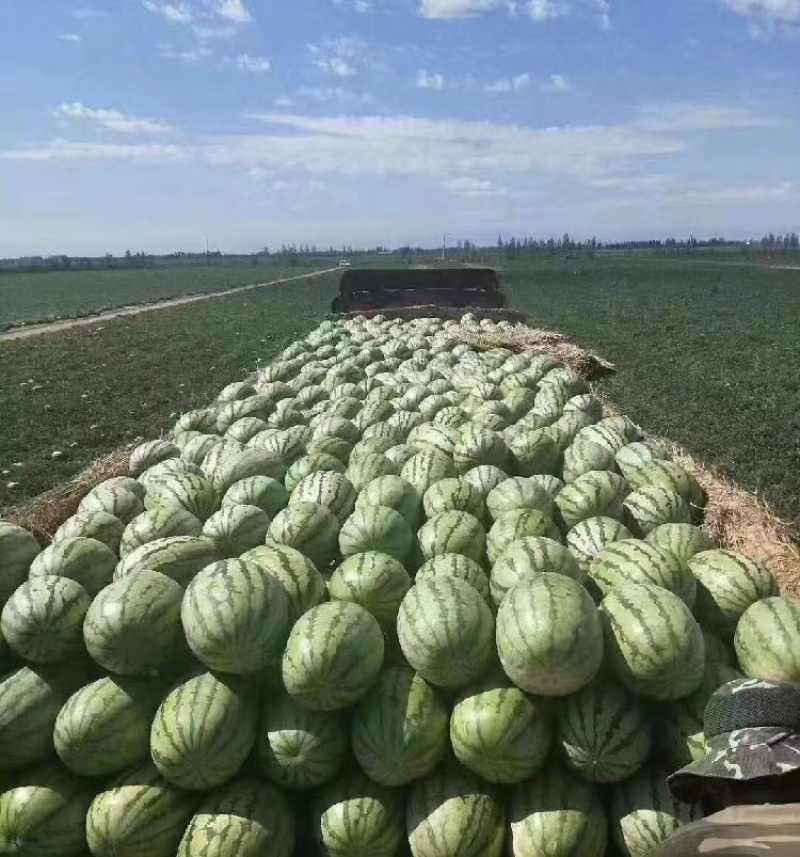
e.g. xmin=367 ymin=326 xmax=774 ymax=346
xmin=0 ymin=262 xmax=328 ymax=330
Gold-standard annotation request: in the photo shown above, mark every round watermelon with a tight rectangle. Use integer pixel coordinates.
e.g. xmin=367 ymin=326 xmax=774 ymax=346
xmin=422 ymin=478 xmax=485 ymax=521
xmin=222 ymin=475 xmax=289 ymax=518
xmin=486 ymin=509 xmax=560 ymax=565
xmin=490 ymin=536 xmax=583 ymax=607
xmin=415 ymin=554 xmax=491 ymax=605
xmin=485 ymin=477 xmax=554 ymax=522
xmin=417 ymin=510 xmax=486 ymax=564
xmin=734 ymin=596 xmax=800 ymax=682
xmin=327 ymin=552 xmax=411 ymax=628
xmin=356 ymin=475 xmax=422 ymax=528
xmin=28 ymin=536 xmax=117 ymax=596
xmin=119 ymin=507 xmax=204 ymax=558
xmin=339 ymin=505 xmax=414 ymax=564
xmin=201 ymin=504 xmax=270 ymax=558
xmin=268 ymin=502 xmax=340 ymax=570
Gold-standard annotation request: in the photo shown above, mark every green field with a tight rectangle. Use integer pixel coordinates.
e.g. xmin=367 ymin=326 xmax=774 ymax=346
xmin=0 ymin=262 xmax=328 ymax=330
xmin=1 ymin=257 xmax=798 ymax=524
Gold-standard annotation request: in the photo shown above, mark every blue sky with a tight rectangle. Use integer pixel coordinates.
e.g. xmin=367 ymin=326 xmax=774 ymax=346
xmin=1 ymin=0 xmax=799 ymax=255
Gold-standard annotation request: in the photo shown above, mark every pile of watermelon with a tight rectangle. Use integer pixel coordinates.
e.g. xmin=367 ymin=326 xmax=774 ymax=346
xmin=1 ymin=311 xmax=799 ymax=857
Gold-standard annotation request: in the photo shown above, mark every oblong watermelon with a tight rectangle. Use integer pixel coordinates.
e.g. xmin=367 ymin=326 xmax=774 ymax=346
xmin=113 ymin=535 xmax=221 ymax=587
xmin=28 ymin=536 xmax=117 ymax=596
xmin=734 ymin=596 xmax=800 ymax=682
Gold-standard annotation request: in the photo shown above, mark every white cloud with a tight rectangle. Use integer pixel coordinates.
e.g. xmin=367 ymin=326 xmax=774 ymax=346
xmin=419 ymin=0 xmax=506 ymax=19
xmin=309 ymin=37 xmax=368 ymax=78
xmin=143 ymin=1 xmax=194 ymax=23
xmin=420 ymin=0 xmax=611 ymax=23
xmin=274 ymin=96 xmax=294 ymax=107
xmin=417 ymin=70 xmax=446 ymax=90
xmin=718 ymin=0 xmax=800 ymax=21
xmin=445 ymin=176 xmax=505 ymax=197
xmin=0 ymin=140 xmax=185 ymax=162
xmin=527 ymin=0 xmax=566 ymax=21
xmin=207 ymin=0 xmax=253 ymax=23
xmin=54 ymin=103 xmax=174 ymax=134
xmin=333 ymin=0 xmax=378 ymax=10
xmin=485 ymin=73 xmax=530 ymax=92
xmin=237 ymin=54 xmax=271 ymax=73
xmin=636 ymin=103 xmax=776 ymax=132
xmin=543 ymin=73 xmax=573 ymax=92
xmin=192 ymin=23 xmax=237 ymax=37
xmin=58 ymin=33 xmax=83 ymax=42
xmin=157 ymin=43 xmax=213 ymax=63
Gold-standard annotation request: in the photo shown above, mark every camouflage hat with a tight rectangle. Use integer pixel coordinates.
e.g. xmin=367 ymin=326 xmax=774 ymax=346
xmin=668 ymin=678 xmax=800 ymax=801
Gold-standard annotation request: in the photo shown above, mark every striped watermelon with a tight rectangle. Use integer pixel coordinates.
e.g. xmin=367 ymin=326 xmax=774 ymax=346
xmin=563 ymin=392 xmax=603 ymax=420
xmin=216 ymin=395 xmax=273 ymax=433
xmin=339 ymin=506 xmax=414 ymax=564
xmin=485 ymin=477 xmax=554 ymax=521
xmin=628 ymin=459 xmax=706 ymax=521
xmin=174 ymin=406 xmax=220 ymax=434
xmin=151 ymin=671 xmax=257 ymax=790
xmin=615 ymin=440 xmax=671 ymax=481
xmin=54 ymin=675 xmax=166 ymax=777
xmin=689 ymin=549 xmax=778 ymax=637
xmin=28 ymin=537 xmax=114 ymax=595
xmin=407 ymin=761 xmax=506 ymax=857
xmin=268 ymin=502 xmax=340 ymax=570
xmin=139 ymin=458 xmax=204 ymax=492
xmin=573 ymin=422 xmax=628 ymax=454
xmin=408 ymin=424 xmax=459 ymax=457
xmin=422 ymin=478 xmax=485 ymax=521
xmin=622 ymin=485 xmax=691 ymax=536
xmin=217 ymin=380 xmax=257 ymax=403
xmin=489 ymin=536 xmax=583 ymax=607
xmin=257 ymin=690 xmax=348 ymax=790
xmin=562 ymin=440 xmax=617 ymax=483
xmin=181 ymin=559 xmax=289 ymax=674
xmin=102 ymin=475 xmax=147 ymax=499
xmin=384 ymin=443 xmax=418 ymax=468
xmin=400 ymin=449 xmax=457 ymax=496
xmin=129 ymin=439 xmax=180 ymax=477
xmin=453 ymin=427 xmax=509 ymax=473
xmin=529 ymin=473 xmax=566 ymax=499
xmin=0 ymin=664 xmax=87 ymax=773
xmin=600 ymin=582 xmax=705 ymax=700
xmin=509 ymin=760 xmax=607 ymax=857
xmin=119 ymin=506 xmax=204 ymax=558
xmin=144 ymin=472 xmax=219 ymax=522
xmin=356 ymin=475 xmax=422 ymax=528
xmin=555 ymin=470 xmax=629 ymax=530
xmin=610 ymin=764 xmax=701 ymax=857
xmin=461 ymin=464 xmax=508 ymax=499
xmin=417 ymin=511 xmax=486 ymax=564
xmin=52 ymin=510 xmax=125 ymax=554
xmin=305 ymin=435 xmax=353 ymax=465
xmin=431 ymin=406 xmax=469 ymax=430
xmin=282 ymin=601 xmax=384 ymax=709
xmin=508 ymin=429 xmax=561 ymax=477
xmin=345 ymin=453 xmax=397 ymax=492
xmin=566 ymin=516 xmax=634 ymax=575
xmin=589 ymin=539 xmax=697 ymax=607
xmin=79 ymin=482 xmax=144 ymax=524
xmin=179 ymin=433 xmax=224 ymax=466
xmin=734 ymin=596 xmax=800 ymax=682
xmin=222 ymin=476 xmax=289 ymax=516
xmin=328 ymin=552 xmax=411 ymax=628
xmin=285 ymin=453 xmax=345 ymax=493
xmin=545 ymin=411 xmax=596 ymax=450
xmin=86 ymin=762 xmax=199 ymax=857
xmin=397 ymin=577 xmax=494 ymax=690
xmin=558 ymin=679 xmax=651 ymax=783
xmin=450 ymin=668 xmax=552 ymax=783
xmin=349 ymin=436 xmax=395 ymax=465
xmin=204 ymin=447 xmax=287 ymax=494
xmin=201 ymin=504 xmax=270 ymax=557
xmin=313 ymin=772 xmax=404 ymax=857
xmin=644 ymin=522 xmax=715 ymax=564
xmin=225 ymin=416 xmax=270 ymax=444
xmin=84 ymin=570 xmax=186 ymax=676
xmin=313 ymin=415 xmax=361 ymax=445
xmin=114 ymin=536 xmax=221 ymax=587
xmin=1 ymin=577 xmax=91 ymax=663
xmin=496 ymin=573 xmax=603 ymax=696
xmin=177 ymin=778 xmax=296 ymax=857
xmin=352 ymin=665 xmax=448 ymax=787
xmin=415 ymin=554 xmax=491 ymax=605
xmin=0 ymin=763 xmax=95 ymax=857
xmin=486 ymin=509 xmax=560 ymax=564
xmin=290 ymin=471 xmax=357 ymax=525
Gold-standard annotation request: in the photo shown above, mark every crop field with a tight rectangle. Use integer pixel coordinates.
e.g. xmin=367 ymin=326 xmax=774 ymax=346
xmin=1 ymin=257 xmax=798 ymax=523
xmin=0 ymin=262 xmax=327 ymax=330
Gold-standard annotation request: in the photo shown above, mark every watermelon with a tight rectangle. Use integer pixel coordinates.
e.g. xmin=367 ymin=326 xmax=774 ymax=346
xmin=119 ymin=507 xmax=204 ymax=558
xmin=645 ymin=523 xmax=715 ymax=564
xmin=313 ymin=772 xmax=404 ymax=857
xmin=79 ymin=482 xmax=144 ymax=524
xmin=689 ymin=549 xmax=778 ymax=637
xmin=54 ymin=675 xmax=167 ymax=777
xmin=487 ymin=509 xmax=560 ymax=565
xmin=84 ymin=570 xmax=186 ymax=676
xmin=566 ymin=517 xmax=634 ymax=574
xmin=313 ymin=415 xmax=361 ymax=444
xmin=52 ymin=510 xmax=124 ymax=554
xmin=257 ymin=690 xmax=348 ymax=790
xmin=622 ymin=485 xmax=691 ymax=536
xmin=268 ymin=502 xmax=340 ymax=570
xmin=610 ymin=764 xmax=701 ymax=857
xmin=144 ymin=472 xmax=219 ymax=522
xmin=290 ymin=472 xmax=357 ymax=525
xmin=408 ymin=424 xmax=459 ymax=458
xmin=555 ymin=470 xmax=629 ymax=530
xmin=490 ymin=536 xmax=584 ymax=607
xmin=182 ymin=559 xmax=290 ymax=674
xmin=356 ymin=475 xmax=422 ymax=528
xmin=0 ymin=763 xmax=95 ymax=857
xmin=174 ymin=407 xmax=218 ymax=433
xmin=627 ymin=459 xmax=706 ymax=520
xmin=485 ymin=477 xmax=554 ymax=521
xmin=1 ymin=577 xmax=91 ymax=663
xmin=306 ymin=435 xmax=354 ymax=465
xmin=114 ymin=535 xmax=221 ymax=587
xmin=179 ymin=433 xmax=224 ymax=466
xmin=222 ymin=475 xmax=289 ymax=518
xmin=384 ymin=443 xmax=417 ymax=468
xmin=282 ymin=601 xmax=384 ymax=710
xmin=177 ymin=778 xmax=296 ymax=857
xmin=615 ymin=440 xmax=670 ymax=480
xmin=563 ymin=440 xmax=618 ymax=483
xmin=450 ymin=668 xmax=552 ymax=783
xmin=573 ymin=423 xmax=628 ymax=454
xmin=400 ymin=449 xmax=457 ymax=496
xmin=150 ymin=671 xmax=258 ymax=790
xmin=201 ymin=504 xmax=270 ymax=557
xmin=217 ymin=380 xmax=257 ymax=403
xmin=462 ymin=465 xmax=508 ymax=499
xmin=139 ymin=458 xmax=204 ymax=492
xmin=397 ymin=577 xmax=494 ymax=690
xmin=345 ymin=453 xmax=397 ymax=492
xmin=509 ymin=760 xmax=607 ymax=857
xmin=225 ymin=416 xmax=270 ymax=444
xmin=129 ymin=439 xmax=180 ymax=477
xmin=352 ymin=665 xmax=449 ymax=787
xmin=508 ymin=429 xmax=562 ymax=477
xmin=734 ymin=596 xmax=800 ymax=682
xmin=86 ymin=762 xmax=198 ymax=857
xmin=422 ymin=478 xmax=485 ymax=521
xmin=339 ymin=505 xmax=414 ymax=564
xmin=600 ymin=582 xmax=705 ymax=700
xmin=286 ymin=453 xmax=345 ymax=493
xmin=453 ymin=427 xmax=509 ymax=473
xmin=240 ymin=543 xmax=326 ymax=621
xmin=407 ymin=761 xmax=506 ymax=857
xmin=415 ymin=554 xmax=491 ymax=605
xmin=203 ymin=447 xmax=287 ymax=494
xmin=558 ymin=679 xmax=652 ymax=783
xmin=216 ymin=395 xmax=273 ymax=433
xmin=496 ymin=573 xmax=603 ymax=696
xmin=417 ymin=510 xmax=486 ymax=564
xmin=328 ymin=552 xmax=411 ymax=628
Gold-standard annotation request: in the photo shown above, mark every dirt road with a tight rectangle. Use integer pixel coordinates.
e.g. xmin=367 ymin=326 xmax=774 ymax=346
xmin=0 ymin=268 xmax=340 ymax=343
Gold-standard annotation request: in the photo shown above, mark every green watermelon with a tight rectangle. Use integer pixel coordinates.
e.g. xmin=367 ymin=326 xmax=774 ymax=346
xmin=417 ymin=510 xmax=486 ymax=564
xmin=119 ymin=507 xmax=204 ymax=558
xmin=486 ymin=509 xmax=560 ymax=565
xmin=509 ymin=760 xmax=607 ymax=857
xmin=615 ymin=440 xmax=670 ymax=481
xmin=225 ymin=416 xmax=270 ymax=444
xmin=627 ymin=459 xmax=706 ymax=521
xmin=485 ymin=477 xmax=554 ymax=521
xmin=453 ymin=427 xmax=509 ymax=473
xmin=400 ymin=449 xmax=457 ymax=496
xmin=450 ymin=668 xmax=552 ymax=783
xmin=257 ymin=690 xmax=348 ymax=790
xmin=290 ymin=471 xmax=357 ymax=525
xmin=339 ymin=505 xmax=414 ymax=564
xmin=84 ymin=570 xmax=186 ymax=676
xmin=201 ymin=504 xmax=270 ymax=557
xmin=496 ymin=573 xmax=603 ymax=696
xmin=422 ymin=478 xmax=485 ymax=521
xmin=139 ymin=458 xmax=204 ymax=492
xmin=268 ymin=502 xmax=340 ymax=570
xmin=415 ymin=554 xmax=491 ymax=606
xmin=86 ymin=762 xmax=199 ymax=857
xmin=54 ymin=676 xmax=167 ymax=777
xmin=282 ymin=601 xmax=384 ymax=710
xmin=555 ymin=470 xmax=629 ymax=530
xmin=407 ymin=761 xmax=506 ymax=857
xmin=558 ymin=680 xmax=651 ymax=783
xmin=734 ymin=596 xmax=800 ymax=682
xmin=490 ymin=536 xmax=583 ymax=607
xmin=600 ymin=582 xmax=705 ymax=700
xmin=114 ymin=536 xmax=221 ymax=587
xmin=28 ymin=537 xmax=116 ymax=598
xmin=129 ymin=439 xmax=180 ymax=477
xmin=52 ymin=510 xmax=124 ymax=554
xmin=327 ymin=552 xmax=411 ymax=628
xmin=345 ymin=453 xmax=397 ymax=492
xmin=645 ymin=523 xmax=715 ymax=564
xmin=78 ymin=482 xmax=144 ymax=524
xmin=222 ymin=475 xmax=289 ymax=518
xmin=150 ymin=671 xmax=258 ymax=790
xmin=203 ymin=447 xmax=287 ymax=494
xmin=285 ymin=453 xmax=345 ymax=494
xmin=181 ymin=559 xmax=290 ymax=674
xmin=217 ymin=380 xmax=257 ymax=403
xmin=563 ymin=440 xmax=617 ymax=483
xmin=356 ymin=475 xmax=422 ymax=528
xmin=622 ymin=485 xmax=691 ymax=536
xmin=1 ymin=577 xmax=91 ymax=663
xmin=352 ymin=665 xmax=449 ymax=787
xmin=313 ymin=415 xmax=361 ymax=445
xmin=508 ymin=429 xmax=562 ymax=477
xmin=143 ymin=472 xmax=219 ymax=522
xmin=566 ymin=517 xmax=634 ymax=574
xmin=461 ymin=465 xmax=508 ymax=499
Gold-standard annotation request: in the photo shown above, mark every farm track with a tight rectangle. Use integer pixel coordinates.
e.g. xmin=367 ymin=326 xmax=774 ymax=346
xmin=0 ymin=267 xmax=340 ymax=342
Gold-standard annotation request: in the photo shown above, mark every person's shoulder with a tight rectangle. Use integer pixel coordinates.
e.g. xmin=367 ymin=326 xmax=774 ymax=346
xmin=649 ymin=804 xmax=800 ymax=856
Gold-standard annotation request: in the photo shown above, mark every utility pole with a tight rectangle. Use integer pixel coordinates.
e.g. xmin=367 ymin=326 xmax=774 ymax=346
xmin=442 ymin=233 xmax=449 ymax=261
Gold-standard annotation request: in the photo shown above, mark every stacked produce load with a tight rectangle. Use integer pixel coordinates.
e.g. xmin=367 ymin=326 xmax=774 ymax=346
xmin=1 ymin=311 xmax=799 ymax=857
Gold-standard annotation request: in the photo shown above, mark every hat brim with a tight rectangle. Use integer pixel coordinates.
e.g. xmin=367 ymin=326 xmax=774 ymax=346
xmin=668 ymin=727 xmax=800 ymax=802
